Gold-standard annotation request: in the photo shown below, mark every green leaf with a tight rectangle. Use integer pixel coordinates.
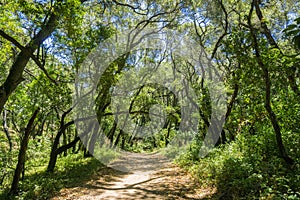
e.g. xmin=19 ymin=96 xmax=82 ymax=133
xmin=286 ymin=30 xmax=300 ymax=36
xmin=283 ymin=24 xmax=298 ymax=33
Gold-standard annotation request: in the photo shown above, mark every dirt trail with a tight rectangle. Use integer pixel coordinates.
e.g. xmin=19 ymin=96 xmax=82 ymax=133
xmin=52 ymin=152 xmax=215 ymax=199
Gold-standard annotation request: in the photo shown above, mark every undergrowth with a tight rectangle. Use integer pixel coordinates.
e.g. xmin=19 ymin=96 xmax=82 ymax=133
xmin=0 ymin=154 xmax=103 ymax=200
xmin=175 ymin=132 xmax=300 ymax=200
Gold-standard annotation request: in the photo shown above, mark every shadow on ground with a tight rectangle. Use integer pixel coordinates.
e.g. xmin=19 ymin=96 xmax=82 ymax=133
xmin=0 ymin=155 xmax=129 ymax=200
xmin=52 ymin=152 xmax=216 ymax=200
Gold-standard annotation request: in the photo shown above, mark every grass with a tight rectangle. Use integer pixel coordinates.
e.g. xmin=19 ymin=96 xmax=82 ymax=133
xmin=0 ymin=153 xmax=104 ymax=200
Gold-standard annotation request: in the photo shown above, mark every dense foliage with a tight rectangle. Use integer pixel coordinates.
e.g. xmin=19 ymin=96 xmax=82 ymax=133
xmin=0 ymin=0 xmax=299 ymax=199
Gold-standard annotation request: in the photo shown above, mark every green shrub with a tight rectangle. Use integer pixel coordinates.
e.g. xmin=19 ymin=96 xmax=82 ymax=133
xmin=176 ymin=132 xmax=300 ymax=199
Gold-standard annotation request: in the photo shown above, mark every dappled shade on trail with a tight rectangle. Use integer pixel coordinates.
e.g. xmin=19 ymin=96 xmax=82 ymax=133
xmin=52 ymin=152 xmax=215 ymax=200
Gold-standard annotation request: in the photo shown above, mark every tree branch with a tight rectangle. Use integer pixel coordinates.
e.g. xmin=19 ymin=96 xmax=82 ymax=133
xmin=253 ymin=0 xmax=281 ymax=50
xmin=248 ymin=0 xmax=294 ymax=165
xmin=0 ymin=0 xmax=66 ymax=114
xmin=0 ymin=30 xmax=57 ymax=85
xmin=211 ymin=0 xmax=229 ymax=59
xmin=0 ymin=30 xmax=25 ymax=50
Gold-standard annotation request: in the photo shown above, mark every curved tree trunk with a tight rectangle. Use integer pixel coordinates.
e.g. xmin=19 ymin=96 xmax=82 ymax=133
xmin=216 ymin=82 xmax=239 ymax=145
xmin=0 ymin=0 xmax=64 ymax=114
xmin=248 ymin=0 xmax=294 ymax=165
xmin=9 ymin=108 xmax=39 ymax=195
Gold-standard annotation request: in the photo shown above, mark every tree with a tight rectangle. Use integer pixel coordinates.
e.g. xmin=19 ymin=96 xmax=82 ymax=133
xmin=247 ymin=0 xmax=294 ymax=165
xmin=9 ymin=108 xmax=39 ymax=195
xmin=0 ymin=0 xmax=88 ymax=114
xmin=0 ymin=1 xmax=299 ymax=198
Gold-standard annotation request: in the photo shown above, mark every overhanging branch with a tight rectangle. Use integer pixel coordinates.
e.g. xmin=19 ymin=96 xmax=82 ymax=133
xmin=0 ymin=30 xmax=25 ymax=50
xmin=0 ymin=30 xmax=57 ymax=85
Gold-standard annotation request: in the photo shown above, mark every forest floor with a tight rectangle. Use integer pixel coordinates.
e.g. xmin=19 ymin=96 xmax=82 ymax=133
xmin=51 ymin=152 xmax=216 ymax=200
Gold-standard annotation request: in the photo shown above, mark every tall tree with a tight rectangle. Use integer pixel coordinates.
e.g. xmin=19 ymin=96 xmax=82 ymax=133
xmin=0 ymin=0 xmax=87 ymax=114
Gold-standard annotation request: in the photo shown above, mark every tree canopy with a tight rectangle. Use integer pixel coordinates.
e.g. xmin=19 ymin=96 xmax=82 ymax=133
xmin=0 ymin=0 xmax=299 ymax=199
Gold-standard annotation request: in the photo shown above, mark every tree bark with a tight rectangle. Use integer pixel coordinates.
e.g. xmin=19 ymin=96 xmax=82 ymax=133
xmin=2 ymin=108 xmax=12 ymax=151
xmin=9 ymin=108 xmax=39 ymax=195
xmin=86 ymin=123 xmax=99 ymax=155
xmin=47 ymin=108 xmax=73 ymax=172
xmin=248 ymin=0 xmax=294 ymax=165
xmin=114 ymin=129 xmax=123 ymax=147
xmin=108 ymin=122 xmax=117 ymax=145
xmin=165 ymin=122 xmax=172 ymax=146
xmin=217 ymin=82 xmax=239 ymax=145
xmin=47 ymin=110 xmax=94 ymax=172
xmin=0 ymin=0 xmax=64 ymax=114
xmin=47 ymin=127 xmax=91 ymax=172
xmin=253 ymin=0 xmax=299 ymax=98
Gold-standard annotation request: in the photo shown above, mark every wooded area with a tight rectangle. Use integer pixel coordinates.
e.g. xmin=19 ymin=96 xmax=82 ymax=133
xmin=0 ymin=0 xmax=299 ymax=199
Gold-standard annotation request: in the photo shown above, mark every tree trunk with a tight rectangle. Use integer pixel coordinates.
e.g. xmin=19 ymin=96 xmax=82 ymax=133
xmin=47 ymin=118 xmax=92 ymax=172
xmin=47 ymin=136 xmax=82 ymax=172
xmin=47 ymin=108 xmax=73 ymax=172
xmin=114 ymin=129 xmax=123 ymax=147
xmin=248 ymin=1 xmax=294 ymax=165
xmin=2 ymin=108 xmax=12 ymax=151
xmin=87 ymin=123 xmax=99 ymax=155
xmin=0 ymin=0 xmax=65 ymax=114
xmin=165 ymin=122 xmax=172 ymax=146
xmin=108 ymin=122 xmax=117 ymax=146
xmin=47 ymin=127 xmax=65 ymax=172
xmin=217 ymin=82 xmax=239 ymax=145
xmin=121 ymin=134 xmax=126 ymax=149
xmin=252 ymin=0 xmax=299 ymax=98
xmin=9 ymin=109 xmax=39 ymax=195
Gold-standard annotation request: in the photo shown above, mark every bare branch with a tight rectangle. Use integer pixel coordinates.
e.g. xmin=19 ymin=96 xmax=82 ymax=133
xmin=111 ymin=0 xmax=147 ymax=15
xmin=29 ymin=54 xmax=58 ymax=85
xmin=211 ymin=0 xmax=229 ymax=59
xmin=0 ymin=30 xmax=25 ymax=50
xmin=253 ymin=0 xmax=281 ymax=50
xmin=0 ymin=30 xmax=57 ymax=85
